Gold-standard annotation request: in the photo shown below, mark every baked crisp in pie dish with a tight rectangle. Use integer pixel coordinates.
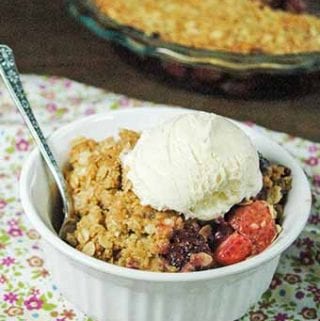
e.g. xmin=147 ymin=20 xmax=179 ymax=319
xmin=92 ymin=0 xmax=320 ymax=54
xmin=65 ymin=129 xmax=292 ymax=272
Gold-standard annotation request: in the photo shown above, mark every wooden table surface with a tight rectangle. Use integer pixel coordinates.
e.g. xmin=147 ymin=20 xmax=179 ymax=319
xmin=1 ymin=0 xmax=319 ymax=141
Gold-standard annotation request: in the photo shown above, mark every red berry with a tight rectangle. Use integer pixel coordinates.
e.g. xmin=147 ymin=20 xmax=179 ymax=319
xmin=214 ymin=232 xmax=252 ymax=266
xmin=228 ymin=200 xmax=277 ymax=254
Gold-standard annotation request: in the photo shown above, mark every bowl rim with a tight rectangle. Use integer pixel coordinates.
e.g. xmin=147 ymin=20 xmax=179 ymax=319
xmin=19 ymin=107 xmax=312 ymax=282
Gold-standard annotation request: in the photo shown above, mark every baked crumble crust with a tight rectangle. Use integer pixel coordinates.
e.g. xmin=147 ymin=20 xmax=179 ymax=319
xmin=93 ymin=0 xmax=320 ymax=54
xmin=65 ymin=130 xmax=183 ymax=272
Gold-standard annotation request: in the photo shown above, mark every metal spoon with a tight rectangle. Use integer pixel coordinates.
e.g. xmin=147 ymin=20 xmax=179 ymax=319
xmin=0 ymin=44 xmax=76 ymax=239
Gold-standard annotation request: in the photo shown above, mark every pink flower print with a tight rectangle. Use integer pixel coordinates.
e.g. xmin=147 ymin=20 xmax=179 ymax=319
xmin=8 ymin=218 xmax=18 ymax=226
xmin=308 ymin=214 xmax=320 ymax=225
xmin=1 ymin=256 xmax=15 ymax=266
xmin=4 ymin=292 xmax=18 ymax=304
xmin=308 ymin=285 xmax=319 ymax=293
xmin=8 ymin=227 xmax=23 ymax=237
xmin=16 ymin=138 xmax=29 ymax=152
xmin=313 ymin=175 xmax=320 ymax=188
xmin=274 ymin=313 xmax=288 ymax=321
xmin=306 ymin=156 xmax=319 ymax=166
xmin=119 ymin=97 xmax=131 ymax=108
xmin=302 ymin=237 xmax=314 ymax=248
xmin=299 ymin=251 xmax=314 ymax=265
xmin=0 ymin=199 xmax=7 ymax=210
xmin=270 ymin=275 xmax=282 ymax=289
xmin=314 ymin=290 xmax=320 ymax=303
xmin=24 ymin=295 xmax=43 ymax=310
xmin=295 ymin=291 xmax=305 ymax=299
xmin=308 ymin=144 xmax=318 ymax=153
xmin=64 ymin=80 xmax=72 ymax=88
xmin=56 ymin=318 xmax=66 ymax=321
xmin=46 ymin=102 xmax=57 ymax=113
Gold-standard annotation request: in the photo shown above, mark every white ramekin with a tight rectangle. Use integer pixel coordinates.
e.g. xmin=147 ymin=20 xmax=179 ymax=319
xmin=20 ymin=107 xmax=311 ymax=321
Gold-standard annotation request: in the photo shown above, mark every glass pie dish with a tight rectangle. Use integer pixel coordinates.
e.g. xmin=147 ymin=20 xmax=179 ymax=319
xmin=66 ymin=0 xmax=320 ymax=97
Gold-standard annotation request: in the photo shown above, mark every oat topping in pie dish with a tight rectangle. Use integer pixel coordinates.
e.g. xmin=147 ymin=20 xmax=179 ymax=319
xmin=93 ymin=0 xmax=320 ymax=54
xmin=65 ymin=113 xmax=292 ymax=272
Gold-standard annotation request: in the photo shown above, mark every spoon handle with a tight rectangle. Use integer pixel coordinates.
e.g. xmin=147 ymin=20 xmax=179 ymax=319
xmin=0 ymin=45 xmax=71 ymax=216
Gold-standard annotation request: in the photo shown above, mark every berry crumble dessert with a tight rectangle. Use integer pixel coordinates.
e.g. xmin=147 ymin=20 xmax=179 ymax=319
xmin=65 ymin=113 xmax=292 ymax=272
xmin=92 ymin=0 xmax=319 ymax=54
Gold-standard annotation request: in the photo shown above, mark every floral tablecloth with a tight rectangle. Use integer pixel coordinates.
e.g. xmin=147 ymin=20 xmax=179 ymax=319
xmin=0 ymin=75 xmax=319 ymax=321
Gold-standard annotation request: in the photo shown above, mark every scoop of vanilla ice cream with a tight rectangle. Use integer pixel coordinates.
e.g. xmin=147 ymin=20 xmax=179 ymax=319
xmin=122 ymin=112 xmax=262 ymax=220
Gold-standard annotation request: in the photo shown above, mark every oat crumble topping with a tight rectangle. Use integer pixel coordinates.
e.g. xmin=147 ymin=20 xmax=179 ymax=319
xmin=93 ymin=0 xmax=320 ymax=54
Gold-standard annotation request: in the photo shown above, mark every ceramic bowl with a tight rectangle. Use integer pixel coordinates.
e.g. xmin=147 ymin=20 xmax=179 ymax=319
xmin=20 ymin=107 xmax=311 ymax=321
